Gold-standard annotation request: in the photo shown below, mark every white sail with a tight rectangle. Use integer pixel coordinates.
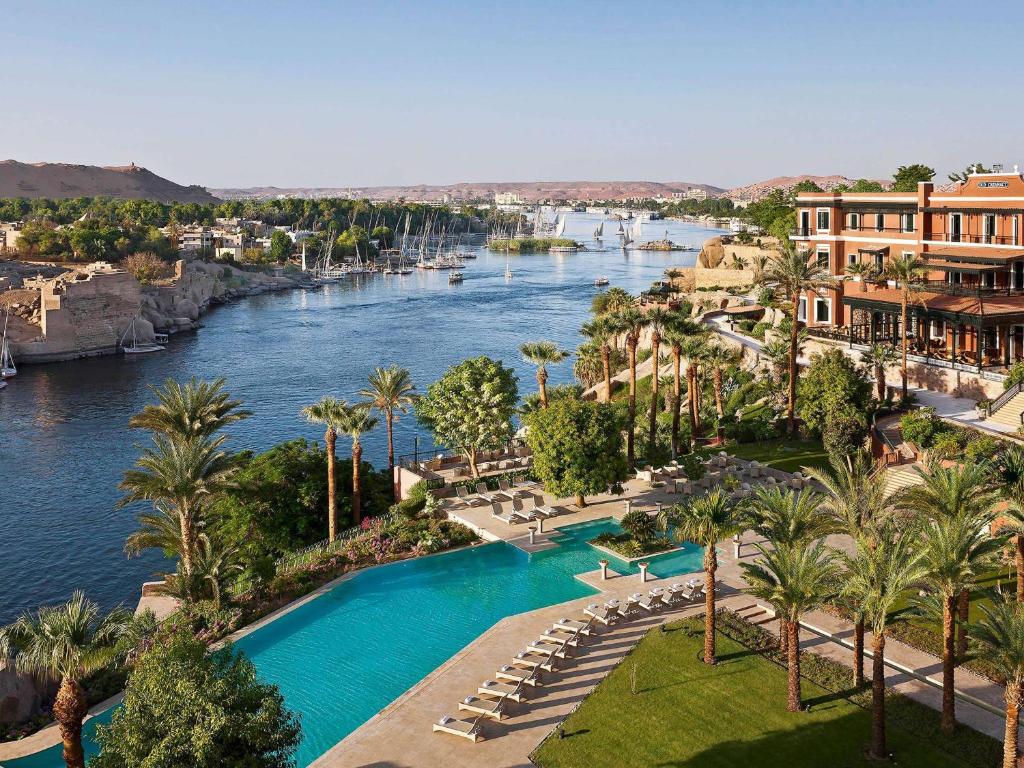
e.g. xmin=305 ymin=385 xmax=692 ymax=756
xmin=554 ymin=214 xmax=566 ymax=238
xmin=594 ymin=222 xmax=603 ymax=237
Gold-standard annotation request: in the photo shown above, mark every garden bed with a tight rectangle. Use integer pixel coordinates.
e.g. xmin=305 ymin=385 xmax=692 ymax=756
xmin=588 ymin=533 xmax=678 ymax=562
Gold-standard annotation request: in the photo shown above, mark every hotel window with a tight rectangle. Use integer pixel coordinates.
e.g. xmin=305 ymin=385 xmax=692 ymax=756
xmin=797 ymin=297 xmax=807 ymax=322
xmin=1014 ymin=216 xmax=1020 ymax=246
xmin=930 ymin=319 xmax=945 ymax=340
xmin=983 ymin=213 xmax=997 ymax=243
xmin=900 ymin=213 xmax=915 ymax=233
xmin=848 ymin=213 xmax=860 ymax=230
xmin=799 ymin=210 xmax=810 ymax=234
xmin=949 ymin=213 xmax=963 ymax=242
xmin=847 ymin=253 xmax=858 ymax=266
xmin=816 ymin=209 xmax=830 ymax=232
xmin=983 ymin=271 xmax=995 ymax=289
xmin=816 ymin=246 xmax=830 ymax=270
xmin=814 ymin=298 xmax=832 ymax=324
xmin=875 ymin=213 xmax=885 ymax=231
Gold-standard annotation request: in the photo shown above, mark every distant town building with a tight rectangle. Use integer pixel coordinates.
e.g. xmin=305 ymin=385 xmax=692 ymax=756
xmin=494 ymin=192 xmax=524 ymax=206
xmin=0 ymin=223 xmax=23 ymax=253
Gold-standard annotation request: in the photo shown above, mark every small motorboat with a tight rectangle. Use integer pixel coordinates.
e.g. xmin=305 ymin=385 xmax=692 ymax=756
xmin=594 ymin=276 xmax=610 ymax=287
xmin=448 ymin=271 xmax=464 ymax=283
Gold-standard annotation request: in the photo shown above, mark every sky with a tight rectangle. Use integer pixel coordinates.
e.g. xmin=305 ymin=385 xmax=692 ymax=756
xmin=3 ymin=0 xmax=1023 ymax=190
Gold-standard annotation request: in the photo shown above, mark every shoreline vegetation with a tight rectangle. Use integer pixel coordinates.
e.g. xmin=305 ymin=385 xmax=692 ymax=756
xmin=486 ymin=237 xmax=580 ymax=252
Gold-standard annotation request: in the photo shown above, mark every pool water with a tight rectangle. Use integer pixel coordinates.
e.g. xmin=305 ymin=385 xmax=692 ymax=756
xmin=3 ymin=518 xmax=703 ymax=768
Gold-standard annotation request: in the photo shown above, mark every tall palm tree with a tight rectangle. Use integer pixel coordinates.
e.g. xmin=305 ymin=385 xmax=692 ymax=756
xmin=860 ymin=343 xmax=898 ymax=402
xmin=806 ymin=451 xmax=890 ymax=686
xmin=844 ymin=260 xmax=877 ymax=290
xmin=0 ymin=593 xmax=132 ymax=768
xmin=742 ymin=541 xmax=838 ymax=711
xmin=663 ymin=317 xmax=704 ymax=456
xmin=519 ymin=341 xmax=569 ymax=409
xmin=128 ymin=377 xmax=251 ymax=440
xmin=336 ymin=402 xmax=379 ymax=525
xmin=915 ymin=512 xmax=1002 ymax=731
xmin=573 ymin=342 xmax=604 ymax=390
xmin=704 ymin=342 xmax=739 ymax=419
xmin=591 ymin=286 xmax=634 ymax=317
xmin=882 ymin=253 xmax=927 ymax=400
xmin=994 ymin=445 xmax=1024 ymax=602
xmin=840 ymin=527 xmax=926 ymax=760
xmin=581 ymin=316 xmax=616 ymax=403
xmin=680 ymin=335 xmax=709 ymax=443
xmin=301 ymin=396 xmax=347 ymax=542
xmin=610 ymin=307 xmax=647 ymax=469
xmin=763 ymin=243 xmax=835 ymax=434
xmin=118 ymin=433 xmax=237 ymax=575
xmin=674 ymin=489 xmax=746 ymax=664
xmin=360 ymin=365 xmax=416 ymax=502
xmin=968 ymin=593 xmax=1024 ymax=768
xmin=643 ymin=307 xmax=672 ymax=458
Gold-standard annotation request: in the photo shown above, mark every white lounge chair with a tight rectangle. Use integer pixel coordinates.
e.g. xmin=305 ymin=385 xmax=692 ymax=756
xmin=540 ymin=628 xmax=582 ymax=648
xmin=478 ymin=678 xmax=526 ymax=703
xmin=433 ymin=714 xmax=484 ymax=742
xmin=511 ymin=497 xmax=541 ymax=520
xmin=527 ymin=636 xmax=571 ymax=658
xmin=497 ymin=478 xmax=527 ymax=500
xmin=458 ymin=692 xmax=508 ymax=720
xmin=457 ymin=485 xmax=485 ymax=507
xmin=513 ymin=648 xmax=558 ymax=672
xmin=665 ymin=583 xmax=697 ymax=604
xmin=584 ymin=603 xmax=623 ymax=626
xmin=490 ymin=502 xmax=525 ymax=525
xmin=495 ymin=663 xmax=542 ymax=687
xmin=475 ymin=483 xmax=502 ymax=504
xmin=552 ymin=616 xmax=595 ymax=636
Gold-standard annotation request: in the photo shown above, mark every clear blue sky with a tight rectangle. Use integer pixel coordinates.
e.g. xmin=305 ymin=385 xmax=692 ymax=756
xmin=4 ymin=0 xmax=1022 ymax=189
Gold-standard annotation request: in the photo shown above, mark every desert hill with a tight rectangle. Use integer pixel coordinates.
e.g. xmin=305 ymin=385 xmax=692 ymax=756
xmin=0 ymin=160 xmax=218 ymax=203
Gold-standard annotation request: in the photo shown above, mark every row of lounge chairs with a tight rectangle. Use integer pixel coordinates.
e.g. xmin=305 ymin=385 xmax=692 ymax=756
xmin=490 ymin=496 xmax=560 ymax=525
xmin=433 ymin=579 xmax=707 ymax=742
xmin=451 ymin=479 xmax=537 ymax=509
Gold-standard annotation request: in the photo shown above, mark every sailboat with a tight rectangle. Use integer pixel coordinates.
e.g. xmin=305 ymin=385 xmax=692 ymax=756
xmin=593 ymin=222 xmax=603 ymax=239
xmin=504 ymin=253 xmax=513 ymax=281
xmin=554 ymin=214 xmax=566 ymax=238
xmin=120 ymin=317 xmax=164 ymax=354
xmin=1 ymin=313 xmax=16 ymax=378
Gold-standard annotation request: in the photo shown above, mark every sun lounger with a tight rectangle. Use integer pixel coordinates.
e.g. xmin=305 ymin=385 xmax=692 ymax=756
xmin=511 ymin=497 xmax=541 ymax=520
xmin=458 ymin=692 xmax=508 ymax=720
xmin=527 ymin=636 xmax=571 ymax=658
xmin=433 ymin=713 xmax=484 ymax=742
xmin=491 ymin=501 xmax=527 ymax=525
xmin=495 ymin=663 xmax=542 ymax=687
xmin=584 ymin=603 xmax=622 ymax=625
xmin=531 ymin=493 xmax=559 ymax=517
xmin=497 ymin=478 xmax=528 ymax=500
xmin=478 ymin=678 xmax=526 ymax=703
xmin=552 ymin=616 xmax=595 ymax=636
xmin=475 ymin=483 xmax=504 ymax=504
xmin=540 ymin=628 xmax=582 ymax=647
xmin=457 ymin=485 xmax=485 ymax=507
xmin=513 ymin=648 xmax=558 ymax=672
xmin=665 ymin=583 xmax=697 ymax=604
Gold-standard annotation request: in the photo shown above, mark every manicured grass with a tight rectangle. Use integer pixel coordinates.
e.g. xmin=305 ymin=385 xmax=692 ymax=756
xmin=726 ymin=437 xmax=831 ymax=473
xmin=534 ymin=621 xmax=981 ymax=768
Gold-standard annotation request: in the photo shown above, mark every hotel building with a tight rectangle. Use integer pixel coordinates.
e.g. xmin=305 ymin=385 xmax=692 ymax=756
xmin=791 ymin=170 xmax=1024 ymax=378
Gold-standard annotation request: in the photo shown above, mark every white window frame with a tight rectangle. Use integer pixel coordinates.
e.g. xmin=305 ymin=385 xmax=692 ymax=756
xmin=799 ymin=209 xmax=811 ymax=234
xmin=949 ymin=212 xmax=963 ymax=241
xmin=983 ymin=213 xmax=997 ymax=243
xmin=875 ymin=213 xmax=885 ymax=232
xmin=930 ymin=319 xmax=945 ymax=340
xmin=816 ymin=208 xmax=830 ymax=233
xmin=847 ymin=252 xmax=858 ymax=266
xmin=848 ymin=212 xmax=860 ymax=230
xmin=815 ymin=245 xmax=830 ymax=271
xmin=900 ymin=212 xmax=915 ymax=233
xmin=813 ymin=297 xmax=832 ymax=325
xmin=797 ymin=297 xmax=807 ymax=322
xmin=1014 ymin=215 xmax=1019 ymax=246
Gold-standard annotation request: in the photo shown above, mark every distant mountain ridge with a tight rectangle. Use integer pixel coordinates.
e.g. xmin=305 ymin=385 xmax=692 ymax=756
xmin=0 ymin=160 xmax=218 ymax=203
xmin=725 ymin=174 xmax=892 ymax=200
xmin=210 ymin=180 xmax=727 ymax=202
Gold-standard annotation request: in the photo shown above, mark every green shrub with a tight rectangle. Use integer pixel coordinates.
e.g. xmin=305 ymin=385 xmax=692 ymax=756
xmin=930 ymin=430 xmax=966 ymax=460
xmin=964 ymin=435 xmax=1002 ymax=466
xmin=899 ymin=407 xmax=940 ymax=448
xmin=1005 ymin=361 xmax=1024 ymax=390
xmin=620 ymin=509 xmax=656 ymax=542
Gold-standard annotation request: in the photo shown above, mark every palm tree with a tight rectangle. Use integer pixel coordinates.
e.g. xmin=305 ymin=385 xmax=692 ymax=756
xmin=680 ymin=335 xmax=709 ymax=443
xmin=860 ymin=344 xmax=898 ymax=402
xmin=610 ymin=307 xmax=647 ymax=469
xmin=302 ymin=396 xmax=348 ymax=542
xmin=360 ymin=365 xmax=416 ymax=502
xmin=591 ymin=286 xmax=634 ymax=316
xmin=581 ymin=317 xmax=616 ymax=402
xmin=994 ymin=445 xmax=1024 ymax=602
xmin=763 ymin=243 xmax=835 ymax=434
xmin=573 ymin=342 xmax=604 ymax=390
xmin=336 ymin=402 xmax=379 ymax=525
xmin=128 ymin=377 xmax=251 ymax=440
xmin=118 ymin=433 xmax=237 ymax=576
xmin=968 ymin=593 xmax=1024 ymax=768
xmin=663 ymin=317 xmax=704 ymax=456
xmin=160 ymin=533 xmax=240 ymax=607
xmin=742 ymin=541 xmax=838 ymax=711
xmin=806 ymin=451 xmax=890 ymax=686
xmin=643 ymin=307 xmax=672 ymax=459
xmin=0 ymin=593 xmax=132 ymax=768
xmin=704 ymin=342 xmax=739 ymax=419
xmin=673 ymin=489 xmax=746 ymax=664
xmin=915 ymin=512 xmax=1002 ymax=731
xmin=839 ymin=527 xmax=926 ymax=760
xmin=882 ymin=253 xmax=927 ymax=400
xmin=519 ymin=341 xmax=569 ymax=409
xmin=844 ymin=260 xmax=877 ymax=290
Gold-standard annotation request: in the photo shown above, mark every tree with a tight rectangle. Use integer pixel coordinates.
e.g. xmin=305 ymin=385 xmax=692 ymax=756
xmin=120 ymin=252 xmax=172 ymax=284
xmin=680 ymin=335 xmax=709 ymax=443
xmin=609 ymin=308 xmax=647 ymax=469
xmin=590 ymin=286 xmax=633 ymax=316
xmin=128 ymin=377 xmax=251 ymax=441
xmin=0 ymin=593 xmax=132 ymax=768
xmin=663 ymin=316 xmax=704 ymax=456
xmin=968 ymin=593 xmax=1024 ymax=768
xmin=581 ymin=317 xmax=616 ymax=402
xmin=416 ymin=356 xmax=518 ymax=478
xmin=643 ymin=307 xmax=673 ymax=458
xmin=91 ymin=633 xmax=300 ymax=768
xmin=334 ymin=402 xmax=378 ymax=525
xmin=995 ymin=446 xmax=1024 ymax=602
xmin=797 ymin=348 xmax=872 ymax=437
xmin=572 ymin=342 xmax=604 ymax=390
xmin=525 ymin=398 xmax=627 ymax=507
xmin=882 ymin=253 xmax=927 ymax=399
xmin=892 ymin=163 xmax=936 ymax=192
xmin=360 ymin=365 xmax=416 ymax=502
xmin=764 ymin=243 xmax=835 ymax=434
xmin=742 ymin=541 xmax=837 ymax=711
xmin=704 ymin=342 xmax=738 ymax=420
xmin=839 ymin=527 xmax=926 ymax=760
xmin=851 ymin=179 xmax=885 ymax=192
xmin=301 ymin=396 xmax=347 ymax=542
xmin=673 ymin=489 xmax=746 ymax=664
xmin=860 ymin=343 xmax=898 ymax=402
xmin=519 ymin=341 xmax=569 ymax=409
xmin=791 ymin=180 xmax=824 ymax=194
xmin=269 ymin=230 xmax=292 ymax=262
xmin=948 ymin=163 xmax=992 ymax=184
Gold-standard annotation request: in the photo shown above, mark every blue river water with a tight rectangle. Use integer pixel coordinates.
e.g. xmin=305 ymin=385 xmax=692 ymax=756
xmin=3 ymin=518 xmax=705 ymax=767
xmin=0 ymin=212 xmax=722 ymax=624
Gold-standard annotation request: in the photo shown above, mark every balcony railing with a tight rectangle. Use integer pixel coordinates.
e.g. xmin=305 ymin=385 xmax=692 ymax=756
xmin=927 ymin=233 xmax=1020 ymax=245
xmin=914 ymin=280 xmax=1024 ymax=298
xmin=792 ymin=227 xmax=813 ymax=237
xmin=843 ymin=225 xmax=914 ymax=234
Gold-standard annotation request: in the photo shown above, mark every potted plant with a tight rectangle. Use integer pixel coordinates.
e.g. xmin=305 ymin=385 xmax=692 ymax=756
xmin=976 ymin=399 xmax=990 ymax=420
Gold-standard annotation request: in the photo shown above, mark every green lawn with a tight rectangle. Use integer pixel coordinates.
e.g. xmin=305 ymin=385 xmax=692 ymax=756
xmin=726 ymin=438 xmax=831 ymax=473
xmin=534 ymin=622 xmax=983 ymax=768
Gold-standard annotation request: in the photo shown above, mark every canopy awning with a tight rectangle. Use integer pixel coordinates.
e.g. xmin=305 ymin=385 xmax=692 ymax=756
xmin=922 ymin=246 xmax=1024 ymax=263
xmin=858 ymin=245 xmax=890 ymax=256
xmin=923 ymin=260 xmax=1005 ymax=274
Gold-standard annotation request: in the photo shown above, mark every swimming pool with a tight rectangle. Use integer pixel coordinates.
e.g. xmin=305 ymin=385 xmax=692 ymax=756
xmin=2 ymin=518 xmax=704 ymax=767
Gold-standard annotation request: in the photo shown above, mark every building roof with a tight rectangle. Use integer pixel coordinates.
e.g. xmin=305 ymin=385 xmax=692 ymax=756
xmin=844 ymin=288 xmax=1024 ymax=321
xmin=921 ymin=246 xmax=1024 ymax=263
xmin=922 ymin=259 xmax=1004 ymax=274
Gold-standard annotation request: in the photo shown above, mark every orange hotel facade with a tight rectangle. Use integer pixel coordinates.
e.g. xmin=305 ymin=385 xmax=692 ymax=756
xmin=791 ymin=171 xmax=1024 ymax=376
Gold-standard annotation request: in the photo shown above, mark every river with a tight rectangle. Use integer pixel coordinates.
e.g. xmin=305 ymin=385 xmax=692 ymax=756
xmin=0 ymin=212 xmax=723 ymax=623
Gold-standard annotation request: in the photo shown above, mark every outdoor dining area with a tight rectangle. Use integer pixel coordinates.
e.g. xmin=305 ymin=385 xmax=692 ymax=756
xmin=637 ymin=451 xmax=818 ymax=500
xmin=404 ymin=445 xmax=534 ymax=482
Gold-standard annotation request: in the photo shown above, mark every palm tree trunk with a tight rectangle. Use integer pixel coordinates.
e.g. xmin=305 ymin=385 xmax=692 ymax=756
xmin=178 ymin=499 xmax=195 ymax=576
xmin=538 ymin=368 xmax=548 ymax=408
xmin=671 ymin=345 xmax=682 ymax=456
xmin=576 ymin=494 xmax=586 ymax=507
xmin=870 ymin=633 xmax=887 ymax=759
xmin=1016 ymin=535 xmax=1024 ymax=603
xmin=942 ymin=594 xmax=956 ymax=731
xmin=956 ymin=588 xmax=969 ymax=662
xmin=703 ymin=550 xmax=717 ymax=665
xmin=326 ymin=428 xmax=337 ymax=543
xmin=787 ymin=619 xmax=801 ymax=712
xmin=1003 ymin=682 xmax=1021 ymax=768
xmin=854 ymin=617 xmax=865 ymax=687
xmin=648 ymin=334 xmax=660 ymax=459
xmin=627 ymin=338 xmax=638 ymax=469
xmin=686 ymin=363 xmax=698 ymax=441
xmin=779 ymin=617 xmax=788 ymax=654
xmin=385 ymin=411 xmax=397 ymax=503
xmin=601 ymin=344 xmax=612 ymax=403
xmin=788 ymin=294 xmax=799 ymax=434
xmin=900 ymin=295 xmax=909 ymax=400
xmin=352 ymin=440 xmax=363 ymax=525
xmin=53 ymin=678 xmax=88 ymax=768
xmin=713 ymin=367 xmax=724 ymax=418
xmin=874 ymin=363 xmax=886 ymax=402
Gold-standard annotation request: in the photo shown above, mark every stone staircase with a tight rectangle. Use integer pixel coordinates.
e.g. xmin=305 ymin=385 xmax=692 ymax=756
xmin=987 ymin=391 xmax=1024 ymax=431
xmin=883 ymin=464 xmax=923 ymax=496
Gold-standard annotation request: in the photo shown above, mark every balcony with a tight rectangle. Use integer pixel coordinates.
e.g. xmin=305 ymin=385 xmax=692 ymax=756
xmin=928 ymin=233 xmax=1020 ymax=245
xmin=843 ymin=225 xmax=914 ymax=234
xmin=914 ymin=280 xmax=1024 ymax=298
